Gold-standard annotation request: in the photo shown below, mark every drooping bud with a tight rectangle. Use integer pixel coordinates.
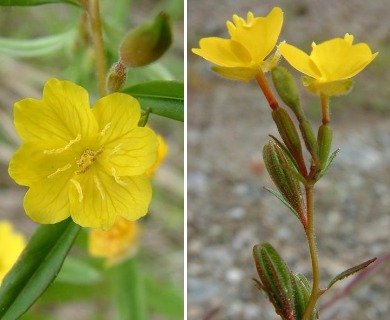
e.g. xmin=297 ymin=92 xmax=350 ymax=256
xmin=272 ymin=107 xmax=306 ymax=175
xmin=119 ymin=12 xmax=172 ymax=67
xmin=317 ymin=124 xmax=333 ymax=169
xmin=106 ymin=62 xmax=127 ymax=93
xmin=271 ymin=66 xmax=303 ymax=119
xmin=263 ymin=141 xmax=305 ymax=218
xmin=253 ymin=243 xmax=295 ymax=320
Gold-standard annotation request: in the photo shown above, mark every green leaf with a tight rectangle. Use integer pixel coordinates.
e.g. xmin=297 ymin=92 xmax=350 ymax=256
xmin=122 ymin=80 xmax=184 ymax=122
xmin=56 ymin=256 xmax=103 ymax=285
xmin=0 ymin=218 xmax=81 ymax=320
xmin=0 ymin=29 xmax=76 ymax=58
xmin=144 ymin=276 xmax=184 ymax=318
xmin=319 ymin=148 xmax=340 ymax=178
xmin=326 ymin=257 xmax=377 ymax=291
xmin=264 ymin=187 xmax=300 ymax=220
xmin=0 ymin=0 xmax=80 ymax=6
xmin=108 ymin=257 xmax=147 ymax=320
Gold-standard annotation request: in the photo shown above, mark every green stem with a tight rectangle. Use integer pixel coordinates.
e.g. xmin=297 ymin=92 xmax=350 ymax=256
xmin=87 ymin=0 xmax=107 ymax=96
xmin=302 ymin=184 xmax=322 ymax=320
xmin=109 ymin=255 xmax=147 ymax=320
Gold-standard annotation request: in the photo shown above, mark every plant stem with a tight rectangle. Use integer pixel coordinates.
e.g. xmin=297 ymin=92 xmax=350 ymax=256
xmin=302 ymin=184 xmax=321 ymax=320
xmin=256 ymin=71 xmax=279 ymax=110
xmin=320 ymin=94 xmax=330 ymax=125
xmin=87 ymin=0 xmax=107 ymax=96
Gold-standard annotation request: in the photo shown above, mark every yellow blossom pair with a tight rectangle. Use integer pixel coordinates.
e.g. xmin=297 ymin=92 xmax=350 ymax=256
xmin=193 ymin=7 xmax=377 ymax=95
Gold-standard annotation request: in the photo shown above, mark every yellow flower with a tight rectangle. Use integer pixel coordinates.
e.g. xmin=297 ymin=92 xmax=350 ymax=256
xmin=278 ymin=33 xmax=378 ymax=95
xmin=192 ymin=7 xmax=283 ymax=81
xmin=9 ymin=79 xmax=158 ymax=230
xmin=146 ymin=134 xmax=168 ymax=176
xmin=0 ymin=221 xmax=25 ymax=285
xmin=88 ymin=216 xmax=140 ymax=266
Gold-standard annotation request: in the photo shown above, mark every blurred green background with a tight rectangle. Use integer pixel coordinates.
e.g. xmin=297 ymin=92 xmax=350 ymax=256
xmin=0 ymin=0 xmax=184 ymax=319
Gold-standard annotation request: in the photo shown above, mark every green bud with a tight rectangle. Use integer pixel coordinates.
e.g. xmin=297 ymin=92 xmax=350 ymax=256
xmin=119 ymin=12 xmax=172 ymax=67
xmin=106 ymin=62 xmax=127 ymax=93
xmin=253 ymin=243 xmax=295 ymax=320
xmin=317 ymin=124 xmax=333 ymax=169
xmin=271 ymin=66 xmax=303 ymax=118
xmin=272 ymin=108 xmax=305 ymax=172
xmin=263 ymin=141 xmax=305 ymax=216
xmin=290 ymin=273 xmax=318 ymax=320
xmin=299 ymin=120 xmax=319 ymax=163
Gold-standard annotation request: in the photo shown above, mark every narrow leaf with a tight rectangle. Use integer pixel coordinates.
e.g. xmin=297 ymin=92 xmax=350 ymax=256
xmin=0 ymin=218 xmax=81 ymax=320
xmin=0 ymin=0 xmax=80 ymax=6
xmin=122 ymin=81 xmax=184 ymax=121
xmin=327 ymin=257 xmax=377 ymax=290
xmin=0 ymin=29 xmax=76 ymax=58
xmin=264 ymin=187 xmax=300 ymax=220
xmin=319 ymin=148 xmax=340 ymax=178
xmin=56 ymin=256 xmax=103 ymax=285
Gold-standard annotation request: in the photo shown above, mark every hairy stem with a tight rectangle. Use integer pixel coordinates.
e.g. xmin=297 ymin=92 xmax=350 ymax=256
xmin=87 ymin=0 xmax=107 ymax=96
xmin=256 ymin=71 xmax=279 ymax=110
xmin=320 ymin=94 xmax=330 ymax=125
xmin=302 ymin=184 xmax=322 ymax=320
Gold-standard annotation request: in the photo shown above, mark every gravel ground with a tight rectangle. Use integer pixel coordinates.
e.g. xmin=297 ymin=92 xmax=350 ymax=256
xmin=187 ymin=1 xmax=390 ymax=319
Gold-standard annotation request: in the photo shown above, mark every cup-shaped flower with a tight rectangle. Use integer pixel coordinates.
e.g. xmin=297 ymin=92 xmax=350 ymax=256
xmin=8 ymin=79 xmax=158 ymax=230
xmin=192 ymin=7 xmax=283 ymax=81
xmin=279 ymin=33 xmax=378 ymax=96
xmin=0 ymin=221 xmax=25 ymax=285
xmin=88 ymin=216 xmax=141 ymax=266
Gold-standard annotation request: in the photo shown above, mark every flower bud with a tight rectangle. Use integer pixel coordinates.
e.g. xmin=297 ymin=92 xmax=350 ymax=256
xmin=272 ymin=107 xmax=305 ymax=172
xmin=317 ymin=124 xmax=333 ymax=169
xmin=299 ymin=119 xmax=319 ymax=163
xmin=271 ymin=66 xmax=303 ymax=118
xmin=253 ymin=243 xmax=295 ymax=320
xmin=263 ymin=141 xmax=305 ymax=216
xmin=119 ymin=12 xmax=172 ymax=67
xmin=106 ymin=62 xmax=127 ymax=93
xmin=290 ymin=273 xmax=318 ymax=320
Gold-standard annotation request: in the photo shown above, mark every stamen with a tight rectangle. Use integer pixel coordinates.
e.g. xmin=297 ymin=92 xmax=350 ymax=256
xmin=106 ymin=143 xmax=123 ymax=160
xmin=70 ymin=179 xmax=83 ymax=202
xmin=76 ymin=147 xmax=104 ymax=174
xmin=44 ymin=134 xmax=81 ymax=154
xmin=93 ymin=175 xmax=106 ymax=200
xmin=47 ymin=163 xmax=72 ymax=179
xmin=100 ymin=122 xmax=112 ymax=136
xmin=111 ymin=168 xmax=128 ymax=186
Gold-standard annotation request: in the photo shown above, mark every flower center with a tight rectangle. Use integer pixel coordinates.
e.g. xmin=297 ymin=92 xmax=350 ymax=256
xmin=76 ymin=148 xmax=104 ymax=174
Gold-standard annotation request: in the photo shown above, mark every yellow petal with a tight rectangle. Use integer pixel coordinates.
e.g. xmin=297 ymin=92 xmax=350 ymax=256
xmin=23 ymin=169 xmax=73 ymax=224
xmin=279 ymin=42 xmax=321 ymax=79
xmin=229 ymin=7 xmax=283 ymax=62
xmin=69 ymin=168 xmax=152 ymax=230
xmin=211 ymin=65 xmax=260 ymax=81
xmin=311 ymin=37 xmax=378 ymax=80
xmin=100 ymin=127 xmax=158 ymax=176
xmin=14 ymin=79 xmax=98 ymax=144
xmin=8 ymin=142 xmax=75 ymax=186
xmin=192 ymin=38 xmax=251 ymax=67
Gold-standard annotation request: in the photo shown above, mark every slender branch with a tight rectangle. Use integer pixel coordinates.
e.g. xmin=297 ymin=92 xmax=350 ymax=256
xmin=302 ymin=184 xmax=322 ymax=320
xmin=320 ymin=94 xmax=330 ymax=125
xmin=255 ymin=71 xmax=279 ymax=110
xmin=87 ymin=0 xmax=107 ymax=96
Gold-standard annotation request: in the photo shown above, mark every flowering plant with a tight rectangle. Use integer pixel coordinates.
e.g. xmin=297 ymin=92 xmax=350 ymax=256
xmin=194 ymin=6 xmax=379 ymax=320
xmin=0 ymin=1 xmax=183 ymax=319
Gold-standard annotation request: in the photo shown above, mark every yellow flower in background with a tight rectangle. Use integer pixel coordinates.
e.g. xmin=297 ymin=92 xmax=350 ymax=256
xmin=192 ymin=7 xmax=283 ymax=81
xmin=9 ymin=79 xmax=158 ymax=230
xmin=279 ymin=33 xmax=378 ymax=96
xmin=146 ymin=134 xmax=168 ymax=176
xmin=0 ymin=221 xmax=25 ymax=285
xmin=88 ymin=216 xmax=141 ymax=266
